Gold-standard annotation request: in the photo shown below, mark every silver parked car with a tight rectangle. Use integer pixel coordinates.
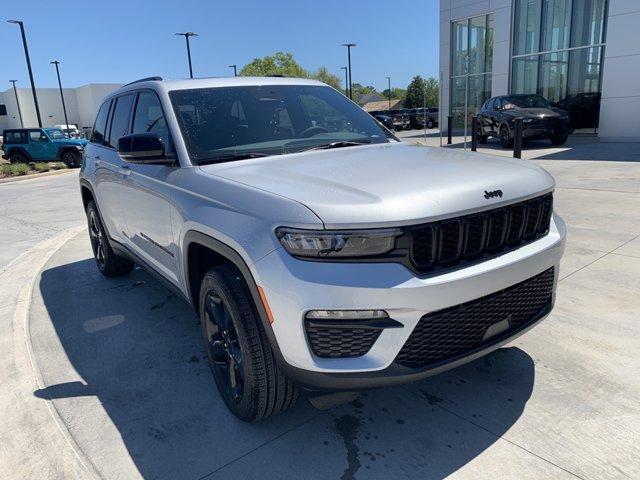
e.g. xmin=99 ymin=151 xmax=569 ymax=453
xmin=79 ymin=76 xmax=566 ymax=421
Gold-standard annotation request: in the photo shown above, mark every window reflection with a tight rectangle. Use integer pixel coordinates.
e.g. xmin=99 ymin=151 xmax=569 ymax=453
xmin=511 ymin=0 xmax=607 ymax=131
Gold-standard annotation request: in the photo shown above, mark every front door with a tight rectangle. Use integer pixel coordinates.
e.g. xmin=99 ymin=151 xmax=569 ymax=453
xmin=26 ymin=130 xmax=50 ymax=160
xmin=121 ymin=91 xmax=180 ymax=284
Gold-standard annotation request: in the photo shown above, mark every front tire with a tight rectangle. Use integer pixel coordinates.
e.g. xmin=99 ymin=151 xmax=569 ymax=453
xmin=550 ymin=133 xmax=568 ymax=145
xmin=61 ymin=150 xmax=81 ymax=168
xmin=499 ymin=125 xmax=513 ymax=148
xmin=427 ymin=119 xmax=435 ymax=129
xmin=86 ymin=201 xmax=134 ymax=276
xmin=199 ymin=266 xmax=298 ymax=422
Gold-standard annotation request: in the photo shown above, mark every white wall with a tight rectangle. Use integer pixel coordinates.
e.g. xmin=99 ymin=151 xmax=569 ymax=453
xmin=1 ymin=83 xmax=122 ymax=131
xmin=0 ymin=92 xmax=7 ymax=132
xmin=598 ymin=0 xmax=640 ymax=142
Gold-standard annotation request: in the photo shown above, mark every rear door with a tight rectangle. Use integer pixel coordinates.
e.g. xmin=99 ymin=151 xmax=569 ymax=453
xmin=91 ymin=94 xmax=136 ymax=244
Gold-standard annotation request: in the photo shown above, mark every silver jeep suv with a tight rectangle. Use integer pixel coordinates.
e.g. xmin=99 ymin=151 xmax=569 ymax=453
xmin=79 ymin=76 xmax=566 ymax=421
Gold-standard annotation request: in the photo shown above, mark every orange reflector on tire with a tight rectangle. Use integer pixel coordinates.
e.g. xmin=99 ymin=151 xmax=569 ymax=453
xmin=257 ymin=286 xmax=275 ymax=324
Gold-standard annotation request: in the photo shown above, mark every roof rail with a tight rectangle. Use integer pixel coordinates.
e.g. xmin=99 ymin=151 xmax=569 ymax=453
xmin=123 ymin=76 xmax=163 ymax=87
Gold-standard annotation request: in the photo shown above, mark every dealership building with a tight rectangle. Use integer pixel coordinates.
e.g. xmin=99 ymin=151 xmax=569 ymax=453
xmin=440 ymin=0 xmax=639 ymax=141
xmin=0 ymin=83 xmax=122 ymax=134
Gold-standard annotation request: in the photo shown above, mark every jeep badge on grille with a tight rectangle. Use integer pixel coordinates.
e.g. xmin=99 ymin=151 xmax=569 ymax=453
xmin=484 ymin=189 xmax=503 ymax=199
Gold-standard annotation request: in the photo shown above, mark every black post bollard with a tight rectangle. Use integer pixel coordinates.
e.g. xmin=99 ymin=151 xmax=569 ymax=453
xmin=447 ymin=115 xmax=453 ymax=145
xmin=471 ymin=116 xmax=478 ymax=152
xmin=513 ymin=118 xmax=523 ymax=159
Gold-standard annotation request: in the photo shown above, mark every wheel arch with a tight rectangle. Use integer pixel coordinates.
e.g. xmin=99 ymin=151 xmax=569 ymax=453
xmin=6 ymin=147 xmax=31 ymax=161
xmin=182 ymin=231 xmax=285 ymax=365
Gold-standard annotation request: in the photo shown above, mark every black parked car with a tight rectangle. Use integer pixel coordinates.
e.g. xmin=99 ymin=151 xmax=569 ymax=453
xmin=408 ymin=108 xmax=439 ymax=129
xmin=477 ymin=94 xmax=570 ymax=148
xmin=371 ymin=109 xmax=410 ymax=131
xmin=372 ymin=114 xmax=395 ymax=131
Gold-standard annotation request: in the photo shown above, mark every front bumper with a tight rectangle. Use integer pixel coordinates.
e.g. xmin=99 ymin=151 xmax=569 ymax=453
xmin=252 ymin=214 xmax=566 ymax=389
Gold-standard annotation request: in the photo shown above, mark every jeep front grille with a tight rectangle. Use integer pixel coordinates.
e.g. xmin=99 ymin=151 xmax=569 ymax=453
xmin=409 ymin=193 xmax=552 ymax=273
xmin=395 ymin=267 xmax=554 ymax=368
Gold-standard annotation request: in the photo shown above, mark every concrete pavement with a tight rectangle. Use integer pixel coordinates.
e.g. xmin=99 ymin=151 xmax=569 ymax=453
xmin=1 ymin=147 xmax=639 ymax=479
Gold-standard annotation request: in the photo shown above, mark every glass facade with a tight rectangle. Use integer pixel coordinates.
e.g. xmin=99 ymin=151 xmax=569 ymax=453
xmin=511 ymin=0 xmax=608 ymax=131
xmin=450 ymin=14 xmax=494 ymax=129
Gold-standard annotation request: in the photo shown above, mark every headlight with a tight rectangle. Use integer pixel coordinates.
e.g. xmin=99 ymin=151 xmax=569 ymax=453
xmin=75 ymin=145 xmax=84 ymax=150
xmin=276 ymin=227 xmax=401 ymax=258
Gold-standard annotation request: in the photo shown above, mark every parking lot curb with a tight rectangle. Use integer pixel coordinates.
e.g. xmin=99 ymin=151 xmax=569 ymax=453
xmin=0 ymin=168 xmax=77 ymax=185
xmin=1 ymin=225 xmax=101 ymax=479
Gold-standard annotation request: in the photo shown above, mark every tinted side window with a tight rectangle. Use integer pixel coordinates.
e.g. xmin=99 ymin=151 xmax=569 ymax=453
xmin=91 ymin=101 xmax=111 ymax=144
xmin=4 ymin=131 xmax=26 ymax=143
xmin=107 ymin=94 xmax=135 ymax=148
xmin=132 ymin=92 xmax=171 ymax=152
xmin=29 ymin=130 xmax=46 ymax=142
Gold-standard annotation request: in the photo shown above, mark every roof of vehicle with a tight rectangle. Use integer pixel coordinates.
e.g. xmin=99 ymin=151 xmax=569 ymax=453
xmin=105 ymin=76 xmax=329 ymax=100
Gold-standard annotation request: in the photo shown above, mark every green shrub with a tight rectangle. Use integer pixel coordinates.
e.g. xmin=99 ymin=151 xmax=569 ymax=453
xmin=10 ymin=163 xmax=30 ymax=176
xmin=0 ymin=164 xmax=12 ymax=176
xmin=34 ymin=162 xmax=50 ymax=172
xmin=49 ymin=162 xmax=68 ymax=170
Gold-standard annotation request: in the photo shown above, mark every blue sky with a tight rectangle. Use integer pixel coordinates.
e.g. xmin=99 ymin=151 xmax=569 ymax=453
xmin=2 ymin=0 xmax=439 ymax=92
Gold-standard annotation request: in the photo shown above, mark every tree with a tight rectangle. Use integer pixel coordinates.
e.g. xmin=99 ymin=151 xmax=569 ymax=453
xmin=239 ymin=52 xmax=307 ymax=78
xmin=239 ymin=52 xmax=343 ymax=92
xmin=403 ymin=75 xmax=439 ymax=109
xmin=382 ymin=88 xmax=407 ymax=102
xmin=350 ymin=83 xmax=378 ymax=103
xmin=310 ymin=66 xmax=342 ymax=91
xmin=404 ymin=76 xmax=426 ymax=109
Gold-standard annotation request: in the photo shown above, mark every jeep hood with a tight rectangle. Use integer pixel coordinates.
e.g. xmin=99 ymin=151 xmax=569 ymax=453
xmin=54 ymin=138 xmax=88 ymax=146
xmin=200 ymin=142 xmax=555 ymax=228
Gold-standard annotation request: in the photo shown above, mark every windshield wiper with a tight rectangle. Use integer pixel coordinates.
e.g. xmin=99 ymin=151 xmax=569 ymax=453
xmin=298 ymin=139 xmax=372 ymax=153
xmin=197 ymin=152 xmax=270 ymax=165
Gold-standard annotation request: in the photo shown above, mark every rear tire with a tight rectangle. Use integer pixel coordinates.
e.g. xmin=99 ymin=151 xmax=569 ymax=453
xmin=199 ymin=265 xmax=298 ymax=422
xmin=9 ymin=151 xmax=28 ymax=164
xmin=61 ymin=150 xmax=81 ymax=168
xmin=86 ymin=201 xmax=134 ymax=277
xmin=427 ymin=119 xmax=435 ymax=129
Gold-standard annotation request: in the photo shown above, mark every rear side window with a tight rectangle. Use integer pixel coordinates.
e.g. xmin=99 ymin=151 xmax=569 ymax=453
xmin=107 ymin=94 xmax=135 ymax=148
xmin=132 ymin=92 xmax=172 ymax=152
xmin=91 ymin=101 xmax=111 ymax=144
xmin=4 ymin=131 xmax=26 ymax=143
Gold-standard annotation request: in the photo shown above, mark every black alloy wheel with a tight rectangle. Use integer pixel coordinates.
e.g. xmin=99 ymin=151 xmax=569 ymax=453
xmin=88 ymin=207 xmax=106 ymax=271
xmin=499 ymin=125 xmax=513 ymax=148
xmin=203 ymin=289 xmax=245 ymax=404
xmin=62 ymin=150 xmax=81 ymax=168
xmin=85 ymin=200 xmax=134 ymax=276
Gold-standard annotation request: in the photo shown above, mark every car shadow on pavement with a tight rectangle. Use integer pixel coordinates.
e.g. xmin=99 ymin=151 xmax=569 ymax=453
xmin=33 ymin=257 xmax=535 ymax=480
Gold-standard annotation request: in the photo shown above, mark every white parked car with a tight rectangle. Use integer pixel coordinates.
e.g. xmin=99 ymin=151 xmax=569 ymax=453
xmin=55 ymin=124 xmax=80 ymax=138
xmin=79 ymin=76 xmax=566 ymax=421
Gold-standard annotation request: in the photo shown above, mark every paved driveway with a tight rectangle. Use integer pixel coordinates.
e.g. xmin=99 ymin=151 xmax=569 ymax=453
xmin=0 ymin=150 xmax=639 ymax=479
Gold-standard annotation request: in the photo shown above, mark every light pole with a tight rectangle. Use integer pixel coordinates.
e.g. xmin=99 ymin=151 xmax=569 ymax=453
xmin=229 ymin=64 xmax=237 ymax=76
xmin=385 ymin=76 xmax=391 ymax=110
xmin=341 ymin=43 xmax=356 ymax=99
xmin=175 ymin=32 xmax=198 ymax=78
xmin=7 ymin=20 xmax=42 ymax=127
xmin=340 ymin=67 xmax=348 ymax=96
xmin=50 ymin=61 xmax=70 ymax=136
xmin=9 ymin=80 xmax=23 ymax=128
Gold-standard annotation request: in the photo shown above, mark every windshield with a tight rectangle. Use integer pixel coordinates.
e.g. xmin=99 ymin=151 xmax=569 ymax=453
xmin=45 ymin=128 xmax=67 ymax=139
xmin=169 ymin=84 xmax=394 ymax=164
xmin=505 ymin=95 xmax=550 ymax=109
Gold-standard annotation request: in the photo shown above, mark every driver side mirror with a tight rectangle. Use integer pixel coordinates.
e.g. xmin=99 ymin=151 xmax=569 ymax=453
xmin=118 ymin=133 xmax=170 ymax=163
